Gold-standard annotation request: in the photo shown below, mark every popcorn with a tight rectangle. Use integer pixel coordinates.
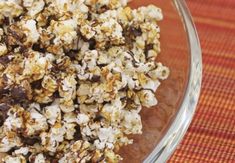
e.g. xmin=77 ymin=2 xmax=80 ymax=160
xmin=0 ymin=136 xmax=22 ymax=153
xmin=24 ymin=0 xmax=45 ymax=17
xmin=34 ymin=153 xmax=45 ymax=163
xmin=141 ymin=5 xmax=163 ymax=21
xmin=22 ymin=19 xmax=40 ymax=44
xmin=22 ymin=51 xmax=51 ymax=81
xmin=77 ymin=113 xmax=90 ymax=125
xmin=25 ymin=107 xmax=48 ymax=136
xmin=43 ymin=100 xmax=61 ymax=125
xmin=148 ymin=63 xmax=170 ymax=80
xmin=121 ymin=110 xmax=142 ymax=134
xmin=14 ymin=147 xmax=29 ymax=155
xmin=3 ymin=155 xmax=26 ymax=163
xmin=138 ymin=89 xmax=158 ymax=107
xmin=0 ymin=1 xmax=23 ymax=20
xmin=0 ymin=43 xmax=7 ymax=56
xmin=49 ymin=19 xmax=77 ymax=45
xmin=4 ymin=106 xmax=24 ymax=132
xmin=59 ymin=74 xmax=77 ymax=100
xmin=0 ymin=0 xmax=169 ymax=162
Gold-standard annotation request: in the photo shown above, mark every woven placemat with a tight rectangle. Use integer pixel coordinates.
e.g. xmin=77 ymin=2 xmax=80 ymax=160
xmin=169 ymin=0 xmax=235 ymax=162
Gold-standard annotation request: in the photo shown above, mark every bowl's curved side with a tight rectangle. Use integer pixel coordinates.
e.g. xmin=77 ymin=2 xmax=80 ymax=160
xmin=144 ymin=0 xmax=202 ymax=162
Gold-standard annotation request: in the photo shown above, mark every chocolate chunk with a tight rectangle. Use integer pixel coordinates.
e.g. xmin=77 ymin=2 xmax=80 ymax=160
xmin=31 ymin=79 xmax=42 ymax=90
xmin=44 ymin=15 xmax=57 ymax=28
xmin=87 ymin=12 xmax=92 ymax=21
xmin=3 ymin=17 xmax=10 ymax=26
xmin=0 ymin=55 xmax=11 ymax=66
xmin=6 ymin=35 xmax=19 ymax=47
xmin=91 ymin=75 xmax=100 ymax=82
xmin=104 ymin=41 xmax=111 ymax=50
xmin=97 ymin=63 xmax=108 ymax=68
xmin=74 ymin=125 xmax=82 ymax=140
xmin=32 ymin=43 xmax=46 ymax=53
xmin=144 ymin=44 xmax=154 ymax=56
xmin=88 ymin=137 xmax=95 ymax=144
xmin=7 ymin=24 xmax=26 ymax=42
xmin=19 ymin=45 xmax=28 ymax=53
xmin=11 ymin=86 xmax=28 ymax=102
xmin=0 ymin=75 xmax=10 ymax=97
xmin=21 ymin=100 xmax=31 ymax=109
xmin=13 ymin=16 xmax=21 ymax=22
xmin=0 ymin=103 xmax=10 ymax=126
xmin=130 ymin=27 xmax=142 ymax=37
xmin=0 ymin=96 xmax=14 ymax=105
xmin=65 ymin=49 xmax=79 ymax=60
xmin=122 ymin=27 xmax=134 ymax=49
xmin=88 ymin=38 xmax=96 ymax=50
xmin=0 ymin=87 xmax=9 ymax=97
xmin=119 ymin=85 xmax=128 ymax=92
xmin=93 ymin=114 xmax=104 ymax=122
xmin=21 ymin=136 xmax=41 ymax=146
xmin=0 ymin=103 xmax=11 ymax=112
xmin=43 ymin=153 xmax=59 ymax=163
xmin=25 ymin=152 xmax=32 ymax=162
xmin=52 ymin=90 xmax=60 ymax=99
xmin=98 ymin=5 xmax=109 ymax=13
xmin=51 ymin=64 xmax=60 ymax=74
xmin=96 ymin=155 xmax=105 ymax=162
xmin=6 ymin=146 xmax=20 ymax=155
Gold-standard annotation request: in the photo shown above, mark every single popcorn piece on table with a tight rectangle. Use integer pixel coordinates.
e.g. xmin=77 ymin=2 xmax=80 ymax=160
xmin=0 ymin=0 xmax=169 ymax=162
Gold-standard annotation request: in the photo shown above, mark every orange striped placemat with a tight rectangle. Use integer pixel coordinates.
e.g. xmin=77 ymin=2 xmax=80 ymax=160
xmin=169 ymin=0 xmax=235 ymax=162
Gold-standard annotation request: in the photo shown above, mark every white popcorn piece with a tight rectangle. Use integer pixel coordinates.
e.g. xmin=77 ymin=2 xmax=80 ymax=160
xmin=4 ymin=106 xmax=24 ymax=131
xmin=0 ymin=43 xmax=7 ymax=56
xmin=44 ymin=100 xmax=61 ymax=125
xmin=77 ymin=113 xmax=90 ymax=125
xmin=0 ymin=136 xmax=22 ymax=153
xmin=25 ymin=0 xmax=45 ymax=17
xmin=25 ymin=108 xmax=48 ymax=136
xmin=138 ymin=90 xmax=158 ymax=108
xmin=121 ymin=110 xmax=142 ymax=134
xmin=34 ymin=153 xmax=46 ymax=163
xmin=50 ymin=19 xmax=78 ymax=45
xmin=4 ymin=155 xmax=26 ymax=163
xmin=22 ymin=19 xmax=40 ymax=44
xmin=14 ymin=147 xmax=29 ymax=155
xmin=0 ymin=1 xmax=23 ymax=19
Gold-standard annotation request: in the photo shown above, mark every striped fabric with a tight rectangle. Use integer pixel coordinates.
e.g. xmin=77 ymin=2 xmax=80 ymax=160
xmin=169 ymin=0 xmax=235 ymax=162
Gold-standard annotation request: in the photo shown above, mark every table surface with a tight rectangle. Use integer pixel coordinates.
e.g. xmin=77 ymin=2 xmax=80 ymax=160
xmin=169 ymin=0 xmax=235 ymax=162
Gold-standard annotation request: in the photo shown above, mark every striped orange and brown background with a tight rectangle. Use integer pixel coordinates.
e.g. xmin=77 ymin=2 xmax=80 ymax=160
xmin=169 ymin=0 xmax=235 ymax=162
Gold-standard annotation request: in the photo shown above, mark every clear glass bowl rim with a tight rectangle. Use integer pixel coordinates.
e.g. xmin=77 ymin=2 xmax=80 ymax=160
xmin=144 ymin=0 xmax=202 ymax=162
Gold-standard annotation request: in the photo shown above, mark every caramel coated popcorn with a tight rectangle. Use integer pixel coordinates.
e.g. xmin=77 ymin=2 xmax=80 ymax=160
xmin=0 ymin=0 xmax=169 ymax=162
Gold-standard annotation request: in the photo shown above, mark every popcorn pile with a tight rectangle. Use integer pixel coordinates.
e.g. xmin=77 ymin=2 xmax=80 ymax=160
xmin=0 ymin=0 xmax=169 ymax=162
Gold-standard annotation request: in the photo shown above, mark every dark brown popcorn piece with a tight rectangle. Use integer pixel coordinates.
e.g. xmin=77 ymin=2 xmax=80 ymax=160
xmin=0 ymin=75 xmax=10 ymax=96
xmin=7 ymin=24 xmax=26 ymax=42
xmin=130 ymin=26 xmax=142 ymax=37
xmin=93 ymin=114 xmax=104 ymax=122
xmin=74 ymin=125 xmax=82 ymax=141
xmin=88 ymin=38 xmax=96 ymax=50
xmin=90 ymin=75 xmax=101 ymax=82
xmin=65 ymin=49 xmax=79 ymax=60
xmin=32 ymin=43 xmax=46 ymax=53
xmin=0 ymin=103 xmax=11 ymax=126
xmin=144 ymin=43 xmax=154 ymax=56
xmin=21 ymin=136 xmax=41 ymax=146
xmin=11 ymin=85 xmax=28 ymax=102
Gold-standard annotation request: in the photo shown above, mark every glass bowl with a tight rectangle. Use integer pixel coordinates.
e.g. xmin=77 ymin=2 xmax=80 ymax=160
xmin=0 ymin=1 xmax=201 ymax=163
xmin=119 ymin=0 xmax=202 ymax=162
